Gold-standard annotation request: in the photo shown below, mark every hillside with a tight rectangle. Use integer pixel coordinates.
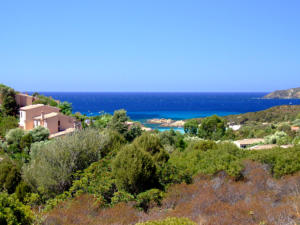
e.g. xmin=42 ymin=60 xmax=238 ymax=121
xmin=224 ymin=105 xmax=300 ymax=124
xmin=263 ymin=87 xmax=300 ymax=99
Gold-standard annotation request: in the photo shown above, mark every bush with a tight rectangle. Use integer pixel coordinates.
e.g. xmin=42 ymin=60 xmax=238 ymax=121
xmin=125 ymin=124 xmax=142 ymax=142
xmin=184 ymin=119 xmax=199 ymax=135
xmin=5 ymin=128 xmax=25 ymax=147
xmin=264 ymin=131 xmax=288 ymax=144
xmin=133 ymin=133 xmax=169 ymax=164
xmin=93 ymin=114 xmax=112 ymax=129
xmin=23 ymin=129 xmax=113 ymax=197
xmin=136 ymin=189 xmax=163 ymax=212
xmin=111 ymin=190 xmax=134 ymax=205
xmin=113 ymin=144 xmax=159 ymax=195
xmin=15 ymin=182 xmax=32 ymax=202
xmin=0 ymin=158 xmax=21 ymax=194
xmin=198 ymin=115 xmax=226 ymax=140
xmin=0 ymin=116 xmax=18 ymax=138
xmin=20 ymin=133 xmax=33 ymax=150
xmin=136 ymin=217 xmax=196 ymax=225
xmin=108 ymin=109 xmax=129 ymax=135
xmin=188 ymin=140 xmax=217 ymax=151
xmin=29 ymin=126 xmax=49 ymax=142
xmin=58 ymin=101 xmax=72 ymax=115
xmin=0 ymin=192 xmax=34 ymax=225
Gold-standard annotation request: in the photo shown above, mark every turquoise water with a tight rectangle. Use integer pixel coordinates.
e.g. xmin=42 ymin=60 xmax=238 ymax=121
xmin=35 ymin=92 xmax=300 ymax=132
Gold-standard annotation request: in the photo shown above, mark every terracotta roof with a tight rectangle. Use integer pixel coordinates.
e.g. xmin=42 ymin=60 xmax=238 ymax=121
xmin=17 ymin=93 xmax=33 ymax=97
xmin=235 ymin=138 xmax=264 ymax=145
xmin=20 ymin=104 xmax=44 ymax=111
xmin=250 ymin=144 xmax=277 ymax=150
xmin=34 ymin=112 xmax=59 ymax=120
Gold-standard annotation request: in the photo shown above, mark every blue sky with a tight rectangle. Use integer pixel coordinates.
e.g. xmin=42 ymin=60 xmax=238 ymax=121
xmin=0 ymin=0 xmax=299 ymax=92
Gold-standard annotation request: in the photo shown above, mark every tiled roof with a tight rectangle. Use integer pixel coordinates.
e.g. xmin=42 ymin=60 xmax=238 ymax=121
xmin=33 ymin=112 xmax=59 ymax=120
xmin=20 ymin=104 xmax=44 ymax=110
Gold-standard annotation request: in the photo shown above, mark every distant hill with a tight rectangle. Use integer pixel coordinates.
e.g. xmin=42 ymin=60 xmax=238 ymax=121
xmin=263 ymin=87 xmax=300 ymax=99
xmin=224 ymin=105 xmax=300 ymax=124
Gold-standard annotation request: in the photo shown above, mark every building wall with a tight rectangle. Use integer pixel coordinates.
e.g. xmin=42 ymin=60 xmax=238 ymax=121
xmin=45 ymin=116 xmax=59 ymax=134
xmin=15 ymin=94 xmax=35 ymax=107
xmin=58 ymin=114 xmax=75 ymax=130
xmin=21 ymin=105 xmax=60 ymax=131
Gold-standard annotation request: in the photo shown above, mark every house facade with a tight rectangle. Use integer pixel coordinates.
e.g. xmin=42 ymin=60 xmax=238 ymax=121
xmin=0 ymin=93 xmax=36 ymax=107
xmin=19 ymin=104 xmax=80 ymax=135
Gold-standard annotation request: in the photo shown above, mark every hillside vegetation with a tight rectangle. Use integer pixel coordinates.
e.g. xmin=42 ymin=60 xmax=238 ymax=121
xmin=1 ymin=84 xmax=300 ymax=225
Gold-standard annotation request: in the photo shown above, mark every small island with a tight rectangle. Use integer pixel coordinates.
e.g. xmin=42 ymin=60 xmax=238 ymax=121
xmin=263 ymin=87 xmax=300 ymax=99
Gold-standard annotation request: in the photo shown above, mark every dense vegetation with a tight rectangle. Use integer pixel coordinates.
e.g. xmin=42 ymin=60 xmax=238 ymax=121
xmin=1 ymin=84 xmax=300 ymax=224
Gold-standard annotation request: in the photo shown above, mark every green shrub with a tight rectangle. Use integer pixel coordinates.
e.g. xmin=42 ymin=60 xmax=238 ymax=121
xmin=189 ymin=140 xmax=217 ymax=151
xmin=108 ymin=109 xmax=129 ymax=135
xmin=15 ymin=182 xmax=32 ymax=202
xmin=184 ymin=119 xmax=199 ymax=135
xmin=113 ymin=144 xmax=159 ymax=194
xmin=0 ymin=192 xmax=34 ymax=225
xmin=5 ymin=128 xmax=25 ymax=147
xmin=136 ymin=189 xmax=163 ymax=212
xmin=249 ymin=145 xmax=300 ymax=177
xmin=198 ymin=115 xmax=226 ymax=140
xmin=133 ymin=133 xmax=169 ymax=164
xmin=111 ymin=190 xmax=134 ymax=205
xmin=264 ymin=131 xmax=288 ymax=144
xmin=29 ymin=126 xmax=49 ymax=142
xmin=20 ymin=133 xmax=33 ymax=150
xmin=0 ymin=116 xmax=18 ymax=138
xmin=58 ymin=101 xmax=72 ymax=115
xmin=136 ymin=217 xmax=196 ymax=225
xmin=0 ymin=85 xmax=18 ymax=117
xmin=0 ymin=158 xmax=21 ymax=194
xmin=23 ymin=129 xmax=113 ymax=197
xmin=93 ymin=114 xmax=112 ymax=129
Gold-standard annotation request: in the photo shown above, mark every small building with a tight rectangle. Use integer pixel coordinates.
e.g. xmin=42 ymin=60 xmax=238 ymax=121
xmin=250 ymin=144 xmax=277 ymax=150
xmin=15 ymin=93 xmax=36 ymax=107
xmin=19 ymin=104 xmax=80 ymax=135
xmin=234 ymin=138 xmax=265 ymax=148
xmin=0 ymin=93 xmax=36 ymax=107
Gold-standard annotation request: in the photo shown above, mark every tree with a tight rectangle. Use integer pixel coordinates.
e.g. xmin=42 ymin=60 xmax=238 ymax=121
xmin=113 ymin=144 xmax=158 ymax=194
xmin=0 ymin=116 xmax=18 ymax=137
xmin=184 ymin=119 xmax=199 ymax=135
xmin=108 ymin=109 xmax=129 ymax=135
xmin=58 ymin=101 xmax=73 ymax=115
xmin=0 ymin=192 xmax=33 ymax=225
xmin=29 ymin=126 xmax=49 ymax=142
xmin=0 ymin=86 xmax=18 ymax=117
xmin=198 ymin=115 xmax=226 ymax=140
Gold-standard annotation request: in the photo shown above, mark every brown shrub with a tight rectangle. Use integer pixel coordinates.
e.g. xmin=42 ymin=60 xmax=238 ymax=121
xmin=44 ymin=161 xmax=300 ymax=225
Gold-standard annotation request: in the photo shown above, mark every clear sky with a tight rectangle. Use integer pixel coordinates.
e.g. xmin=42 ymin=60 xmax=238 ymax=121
xmin=0 ymin=0 xmax=299 ymax=92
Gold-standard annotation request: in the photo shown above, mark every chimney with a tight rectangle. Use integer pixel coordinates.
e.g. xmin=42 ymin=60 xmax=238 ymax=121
xmin=41 ymin=111 xmax=45 ymax=121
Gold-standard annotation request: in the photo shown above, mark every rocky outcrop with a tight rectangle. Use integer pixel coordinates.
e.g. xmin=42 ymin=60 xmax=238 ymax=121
xmin=147 ymin=118 xmax=185 ymax=127
xmin=263 ymin=87 xmax=300 ymax=99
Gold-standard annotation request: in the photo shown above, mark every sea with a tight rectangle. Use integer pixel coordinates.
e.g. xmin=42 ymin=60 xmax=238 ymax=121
xmin=35 ymin=92 xmax=300 ymax=133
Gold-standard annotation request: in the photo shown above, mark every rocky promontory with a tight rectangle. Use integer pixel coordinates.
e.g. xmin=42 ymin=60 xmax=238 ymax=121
xmin=263 ymin=87 xmax=300 ymax=99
